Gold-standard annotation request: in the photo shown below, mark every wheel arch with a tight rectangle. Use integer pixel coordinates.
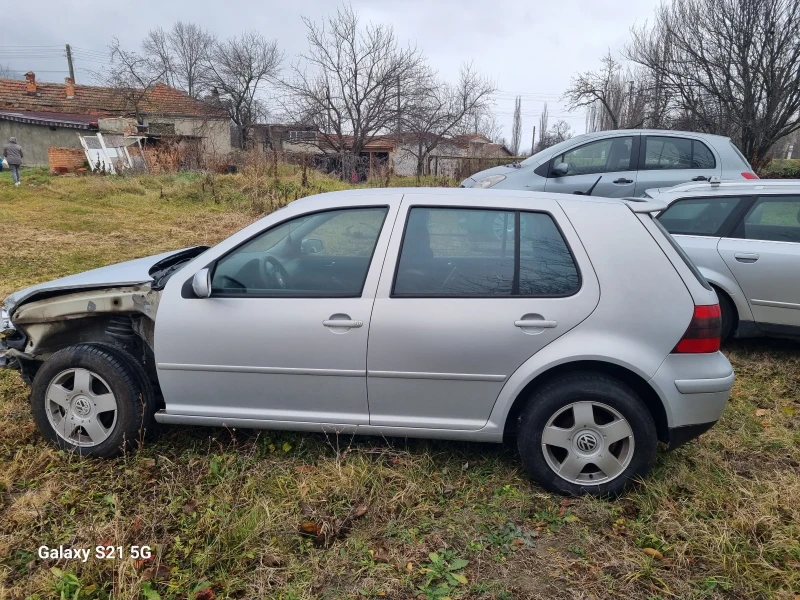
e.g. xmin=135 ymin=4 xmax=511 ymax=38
xmin=501 ymin=360 xmax=669 ymax=444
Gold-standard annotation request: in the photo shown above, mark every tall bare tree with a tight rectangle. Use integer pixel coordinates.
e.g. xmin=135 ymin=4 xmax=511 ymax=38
xmin=283 ymin=3 xmax=424 ymax=177
xmin=510 ymin=96 xmax=522 ymax=155
xmin=143 ymin=21 xmax=214 ymax=98
xmin=401 ymin=63 xmax=495 ymax=176
xmin=627 ymin=0 xmax=800 ymax=168
xmin=204 ymin=31 xmax=282 ymax=149
xmin=537 ymin=102 xmax=549 ymax=150
xmin=105 ymin=37 xmax=168 ymax=119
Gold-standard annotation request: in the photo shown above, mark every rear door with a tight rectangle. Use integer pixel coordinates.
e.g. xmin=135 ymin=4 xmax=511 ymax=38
xmin=718 ymin=195 xmax=800 ymax=329
xmin=544 ymin=135 xmax=639 ymax=197
xmin=366 ymin=195 xmax=600 ymax=430
xmin=634 ymin=135 xmax=721 ymax=196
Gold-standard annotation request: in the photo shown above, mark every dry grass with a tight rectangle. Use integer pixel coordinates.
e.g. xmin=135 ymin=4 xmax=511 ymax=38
xmin=0 ymin=167 xmax=798 ymax=600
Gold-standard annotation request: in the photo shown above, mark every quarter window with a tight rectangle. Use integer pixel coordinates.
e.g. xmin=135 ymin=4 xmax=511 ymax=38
xmin=393 ymin=207 xmax=579 ymax=297
xmin=741 ymin=196 xmax=800 ymax=243
xmin=643 ymin=136 xmax=716 ymax=170
xmin=658 ymin=197 xmax=745 ymax=236
xmin=211 ymin=207 xmax=388 ymax=296
xmin=552 ymin=137 xmax=633 ymax=176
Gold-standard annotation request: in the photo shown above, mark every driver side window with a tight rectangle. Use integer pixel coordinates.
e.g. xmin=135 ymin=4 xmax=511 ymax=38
xmin=553 ymin=136 xmax=633 ymax=176
xmin=211 ymin=206 xmax=388 ymax=297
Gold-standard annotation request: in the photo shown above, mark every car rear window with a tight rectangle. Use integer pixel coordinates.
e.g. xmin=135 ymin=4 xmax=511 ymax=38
xmin=658 ymin=196 xmax=745 ymax=236
xmin=651 ymin=217 xmax=713 ymax=291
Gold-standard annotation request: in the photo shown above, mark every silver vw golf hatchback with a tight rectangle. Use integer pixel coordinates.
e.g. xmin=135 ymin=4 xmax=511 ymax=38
xmin=1 ymin=189 xmax=734 ymax=496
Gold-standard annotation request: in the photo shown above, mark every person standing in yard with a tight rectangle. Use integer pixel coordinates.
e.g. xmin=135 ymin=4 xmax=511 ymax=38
xmin=3 ymin=137 xmax=23 ymax=185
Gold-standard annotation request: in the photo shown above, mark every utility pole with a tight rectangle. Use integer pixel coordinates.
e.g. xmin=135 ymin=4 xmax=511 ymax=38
xmin=65 ymin=44 xmax=75 ymax=81
xmin=531 ymin=125 xmax=536 ymax=155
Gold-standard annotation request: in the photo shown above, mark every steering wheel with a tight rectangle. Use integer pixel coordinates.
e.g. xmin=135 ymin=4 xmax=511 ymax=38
xmin=259 ymin=255 xmax=291 ymax=290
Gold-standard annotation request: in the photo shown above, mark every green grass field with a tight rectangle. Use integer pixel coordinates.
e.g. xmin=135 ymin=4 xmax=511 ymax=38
xmin=0 ymin=166 xmax=798 ymax=600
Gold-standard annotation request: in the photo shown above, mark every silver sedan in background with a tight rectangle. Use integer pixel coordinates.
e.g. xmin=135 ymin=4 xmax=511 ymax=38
xmin=648 ymin=179 xmax=800 ymax=341
xmin=462 ymin=129 xmax=758 ymax=197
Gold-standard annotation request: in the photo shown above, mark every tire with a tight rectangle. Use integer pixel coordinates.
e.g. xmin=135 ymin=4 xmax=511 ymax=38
xmin=716 ymin=289 xmax=735 ymax=342
xmin=30 ymin=343 xmax=155 ymax=457
xmin=517 ymin=372 xmax=657 ymax=497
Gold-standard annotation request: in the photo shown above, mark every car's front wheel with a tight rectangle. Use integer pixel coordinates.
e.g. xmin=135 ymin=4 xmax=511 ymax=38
xmin=517 ymin=373 xmax=657 ymax=497
xmin=30 ymin=344 xmax=154 ymax=457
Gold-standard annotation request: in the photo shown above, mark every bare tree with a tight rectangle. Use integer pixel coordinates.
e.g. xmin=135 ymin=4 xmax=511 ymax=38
xmin=627 ymin=0 xmax=800 ymax=168
xmin=0 ymin=63 xmax=19 ymax=79
xmin=144 ymin=22 xmax=214 ymax=98
xmin=105 ymin=38 xmax=168 ymax=119
xmin=401 ymin=63 xmax=495 ymax=176
xmin=510 ymin=96 xmax=522 ymax=155
xmin=283 ymin=3 xmax=424 ymax=177
xmin=204 ymin=31 xmax=282 ymax=149
xmin=564 ymin=52 xmax=629 ymax=130
xmin=537 ymin=102 xmax=549 ymax=150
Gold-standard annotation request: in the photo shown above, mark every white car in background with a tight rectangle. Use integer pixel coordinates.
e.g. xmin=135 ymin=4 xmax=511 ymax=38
xmin=649 ymin=180 xmax=800 ymax=341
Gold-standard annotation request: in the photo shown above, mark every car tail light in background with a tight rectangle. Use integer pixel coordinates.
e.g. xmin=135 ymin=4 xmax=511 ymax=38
xmin=673 ymin=304 xmax=722 ymax=353
xmin=741 ymin=172 xmax=760 ymax=180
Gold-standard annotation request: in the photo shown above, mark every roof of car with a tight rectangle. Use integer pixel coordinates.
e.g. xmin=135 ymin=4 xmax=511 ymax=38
xmin=579 ymin=129 xmax=731 ymax=141
xmin=647 ymin=179 xmax=800 ymax=200
xmin=303 ymin=186 xmax=623 ymax=205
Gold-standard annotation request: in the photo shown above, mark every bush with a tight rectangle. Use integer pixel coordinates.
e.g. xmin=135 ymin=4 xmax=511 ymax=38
xmin=759 ymin=159 xmax=800 ymax=179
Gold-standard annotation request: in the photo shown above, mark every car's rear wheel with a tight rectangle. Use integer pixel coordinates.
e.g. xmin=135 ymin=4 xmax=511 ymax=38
xmin=716 ymin=289 xmax=735 ymax=342
xmin=30 ymin=344 xmax=154 ymax=457
xmin=517 ymin=373 xmax=657 ymax=497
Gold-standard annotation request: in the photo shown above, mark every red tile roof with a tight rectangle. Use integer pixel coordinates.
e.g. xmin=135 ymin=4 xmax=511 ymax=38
xmin=0 ymin=78 xmax=225 ymax=119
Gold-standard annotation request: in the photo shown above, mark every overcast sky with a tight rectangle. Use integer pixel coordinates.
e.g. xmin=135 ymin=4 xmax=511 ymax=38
xmin=2 ymin=0 xmax=661 ymax=151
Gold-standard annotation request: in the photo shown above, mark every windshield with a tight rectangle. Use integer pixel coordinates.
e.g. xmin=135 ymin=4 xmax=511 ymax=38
xmin=520 ymin=134 xmax=589 ymax=166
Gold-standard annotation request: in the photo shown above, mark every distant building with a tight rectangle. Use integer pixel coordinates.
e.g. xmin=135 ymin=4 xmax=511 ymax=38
xmin=0 ymin=72 xmax=230 ymax=167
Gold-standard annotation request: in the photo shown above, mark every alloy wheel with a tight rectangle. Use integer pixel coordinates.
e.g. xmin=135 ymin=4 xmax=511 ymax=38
xmin=45 ymin=368 xmax=118 ymax=447
xmin=541 ymin=401 xmax=635 ymax=485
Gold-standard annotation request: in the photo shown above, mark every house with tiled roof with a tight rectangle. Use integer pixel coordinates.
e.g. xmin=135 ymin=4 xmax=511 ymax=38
xmin=0 ymin=72 xmax=231 ymax=167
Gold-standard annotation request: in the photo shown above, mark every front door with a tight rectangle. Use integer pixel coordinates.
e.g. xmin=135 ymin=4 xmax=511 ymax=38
xmin=155 ymin=205 xmax=392 ymax=424
xmin=718 ymin=195 xmax=800 ymax=329
xmin=545 ymin=135 xmax=638 ymax=198
xmin=633 ymin=135 xmax=721 ymax=196
xmin=366 ymin=200 xmax=599 ymax=430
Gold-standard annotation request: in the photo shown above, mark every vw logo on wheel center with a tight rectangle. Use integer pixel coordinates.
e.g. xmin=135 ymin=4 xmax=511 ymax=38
xmin=576 ymin=432 xmax=599 ymax=453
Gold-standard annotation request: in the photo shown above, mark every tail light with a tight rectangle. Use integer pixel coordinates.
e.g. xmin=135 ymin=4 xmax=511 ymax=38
xmin=741 ymin=172 xmax=759 ymax=180
xmin=673 ymin=304 xmax=721 ymax=353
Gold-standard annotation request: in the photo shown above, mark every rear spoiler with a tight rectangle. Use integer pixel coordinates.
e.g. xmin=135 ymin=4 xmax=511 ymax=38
xmin=621 ymin=197 xmax=668 ymax=213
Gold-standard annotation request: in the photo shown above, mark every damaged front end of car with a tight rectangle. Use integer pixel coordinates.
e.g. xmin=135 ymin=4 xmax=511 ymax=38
xmin=1 ymin=285 xmax=162 ymax=384
xmin=0 ymin=245 xmax=208 ymax=384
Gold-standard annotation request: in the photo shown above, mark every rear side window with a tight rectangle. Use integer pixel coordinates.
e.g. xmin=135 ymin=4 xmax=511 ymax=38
xmin=518 ymin=212 xmax=580 ymax=295
xmin=740 ymin=196 xmax=800 ymax=243
xmin=658 ymin=196 xmax=745 ymax=236
xmin=643 ymin=136 xmax=716 ymax=170
xmin=393 ymin=207 xmax=579 ymax=297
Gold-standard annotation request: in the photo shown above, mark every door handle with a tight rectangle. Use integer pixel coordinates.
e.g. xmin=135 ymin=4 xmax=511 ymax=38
xmin=734 ymin=252 xmax=759 ymax=263
xmin=514 ymin=319 xmax=558 ymax=329
xmin=323 ymin=318 xmax=363 ymax=328
xmin=692 ymin=175 xmax=709 ymax=181
xmin=613 ymin=178 xmax=633 ymax=184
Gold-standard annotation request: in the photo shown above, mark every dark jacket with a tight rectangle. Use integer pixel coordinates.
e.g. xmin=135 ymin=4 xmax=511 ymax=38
xmin=3 ymin=138 xmax=23 ymax=166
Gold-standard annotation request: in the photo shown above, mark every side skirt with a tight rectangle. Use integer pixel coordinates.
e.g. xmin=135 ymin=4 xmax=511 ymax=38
xmin=154 ymin=410 xmax=504 ymax=443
